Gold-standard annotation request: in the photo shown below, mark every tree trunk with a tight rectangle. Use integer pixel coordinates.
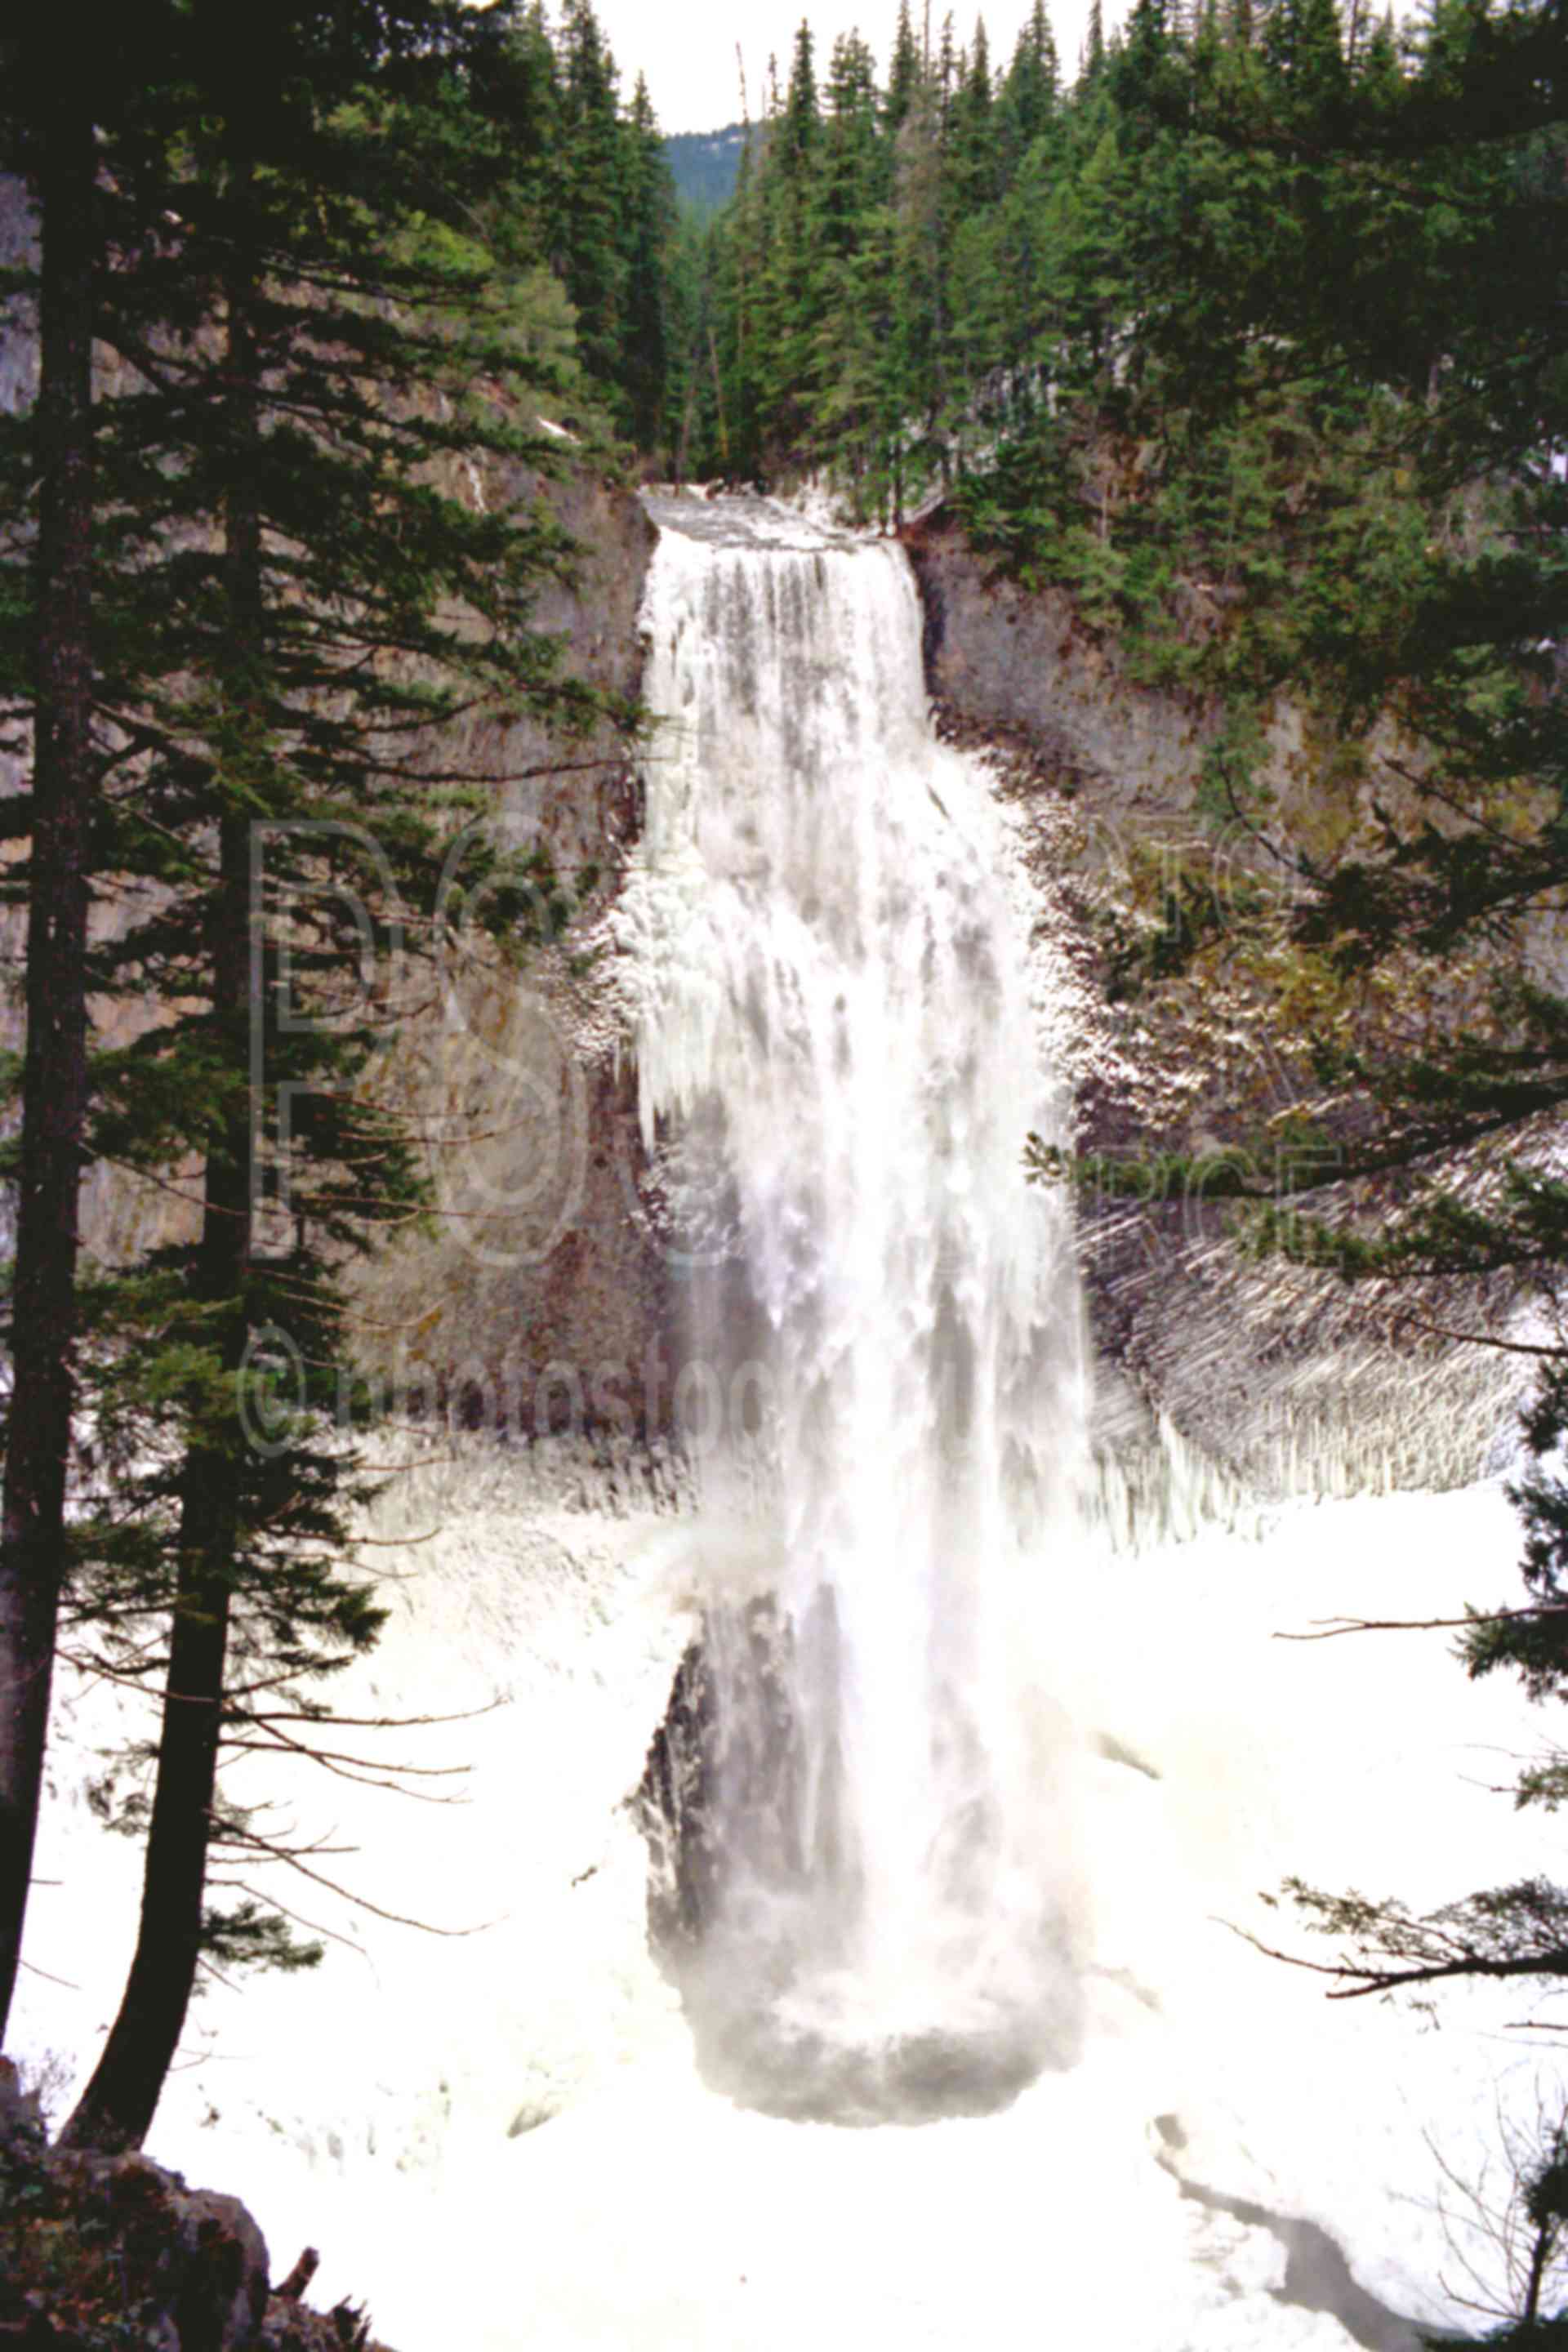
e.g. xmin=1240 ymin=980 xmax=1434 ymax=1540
xmin=60 ymin=172 xmax=261 ymax=2152
xmin=0 ymin=88 xmax=97 ymax=2044
xmin=1524 ymin=2219 xmax=1550 ymax=2327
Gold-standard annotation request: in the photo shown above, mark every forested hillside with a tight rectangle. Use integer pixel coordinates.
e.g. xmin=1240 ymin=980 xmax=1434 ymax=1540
xmin=662 ymin=122 xmax=754 ymax=214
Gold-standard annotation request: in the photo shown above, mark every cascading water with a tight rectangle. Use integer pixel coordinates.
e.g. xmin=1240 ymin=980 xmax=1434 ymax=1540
xmin=16 ymin=487 xmax=1559 ymax=2345
xmin=617 ymin=493 xmax=1092 ymax=2121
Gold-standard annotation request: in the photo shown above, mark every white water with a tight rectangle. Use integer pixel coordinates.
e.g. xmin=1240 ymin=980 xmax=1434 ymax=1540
xmin=17 ymin=1473 xmax=1560 ymax=2349
xmin=12 ymin=495 xmax=1566 ymax=2347
xmin=614 ymin=494 xmax=1089 ymax=2118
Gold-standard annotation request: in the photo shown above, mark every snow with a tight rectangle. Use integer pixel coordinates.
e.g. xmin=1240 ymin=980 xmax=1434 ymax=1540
xmin=11 ymin=493 xmax=1558 ymax=2350
xmin=14 ymin=1471 xmax=1558 ymax=2348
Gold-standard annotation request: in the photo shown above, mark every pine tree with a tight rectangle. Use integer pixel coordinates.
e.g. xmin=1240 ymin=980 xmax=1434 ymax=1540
xmin=2 ymin=0 xmax=606 ymax=2149
xmin=710 ymin=70 xmax=771 ymax=476
xmin=1023 ymin=0 xmax=1568 ymax=2020
xmin=819 ymin=33 xmax=884 ymax=263
xmin=466 ymin=0 xmax=565 ymax=260
xmin=555 ymin=0 xmax=629 ymax=404
xmin=1084 ymin=0 xmax=1108 ymax=81
xmin=936 ymin=11 xmax=962 ymax=118
xmin=0 ymin=30 xmax=108 ymax=2045
xmin=813 ymin=33 xmax=896 ymax=495
xmin=887 ymin=0 xmax=928 ymax=136
xmin=621 ymin=74 xmax=677 ymax=452
xmin=1263 ymin=0 xmax=1350 ymax=118
xmin=890 ymin=74 xmax=951 ymax=479
xmin=753 ymin=20 xmax=823 ymax=460
xmin=783 ymin=16 xmax=823 ymax=162
xmin=1113 ymin=0 xmax=1189 ymax=129
xmin=1000 ymin=1 xmax=1062 ymax=167
xmin=1355 ymin=7 xmax=1405 ymax=112
xmin=948 ymin=18 xmax=1000 ymax=209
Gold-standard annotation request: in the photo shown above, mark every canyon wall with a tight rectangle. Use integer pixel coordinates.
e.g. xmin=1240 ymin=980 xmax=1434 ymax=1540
xmin=906 ymin=505 xmax=1520 ymax=1500
xmin=344 ymin=465 xmax=675 ymax=1443
xmin=0 ymin=168 xmax=675 ymax=1440
xmin=0 ymin=158 xmax=1520 ymax=1499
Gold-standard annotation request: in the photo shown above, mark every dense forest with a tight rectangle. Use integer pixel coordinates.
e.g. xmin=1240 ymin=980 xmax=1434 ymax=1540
xmin=662 ymin=121 xmax=754 ymax=214
xmin=3 ymin=0 xmax=1568 ymax=2335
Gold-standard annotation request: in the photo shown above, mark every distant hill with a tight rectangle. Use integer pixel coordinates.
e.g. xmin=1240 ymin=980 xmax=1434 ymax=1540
xmin=662 ymin=122 xmax=755 ymax=216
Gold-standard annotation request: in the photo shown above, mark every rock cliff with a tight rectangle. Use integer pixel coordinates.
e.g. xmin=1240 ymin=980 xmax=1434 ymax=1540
xmin=344 ymin=466 xmax=674 ymax=1441
xmin=1 ymin=165 xmax=675 ymax=1441
xmin=0 ymin=157 xmax=1520 ymax=1492
xmin=906 ymin=503 xmax=1520 ymax=1502
xmin=0 ymin=2057 xmax=377 ymax=2352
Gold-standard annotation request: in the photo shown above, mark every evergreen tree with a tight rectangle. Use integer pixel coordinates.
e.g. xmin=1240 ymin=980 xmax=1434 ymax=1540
xmin=1356 ymin=7 xmax=1405 ymax=113
xmin=813 ymin=33 xmax=896 ymax=492
xmin=890 ymin=75 xmax=951 ymax=477
xmin=710 ymin=74 xmax=770 ymax=476
xmin=887 ymin=0 xmax=928 ymax=136
xmin=948 ymin=18 xmax=1001 ymax=210
xmin=753 ymin=21 xmax=824 ymax=458
xmin=988 ymin=0 xmax=1568 ymax=2026
xmin=466 ymin=0 xmax=564 ymax=259
xmin=936 ymin=11 xmax=962 ymax=117
xmin=1083 ymin=0 xmax=1108 ymax=81
xmin=783 ymin=16 xmax=823 ymax=163
xmin=0 ymin=25 xmax=113 ymax=2044
xmin=1263 ymin=0 xmax=1351 ymax=118
xmin=1000 ymin=1 xmax=1062 ymax=165
xmin=621 ymin=74 xmax=677 ymax=453
xmin=0 ymin=0 xmax=607 ymax=2147
xmin=555 ymin=0 xmax=629 ymax=403
xmin=818 ymin=33 xmax=884 ymax=265
xmin=1112 ymin=0 xmax=1189 ymax=128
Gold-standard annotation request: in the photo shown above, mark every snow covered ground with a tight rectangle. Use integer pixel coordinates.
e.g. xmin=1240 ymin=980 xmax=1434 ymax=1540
xmin=12 ymin=1458 xmax=1561 ymax=2350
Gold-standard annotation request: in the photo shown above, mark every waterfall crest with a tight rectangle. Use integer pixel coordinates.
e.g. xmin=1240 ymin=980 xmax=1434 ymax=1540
xmin=617 ymin=494 xmax=1091 ymax=2121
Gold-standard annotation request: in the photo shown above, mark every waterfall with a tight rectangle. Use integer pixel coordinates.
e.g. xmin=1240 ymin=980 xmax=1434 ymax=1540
xmin=615 ymin=494 xmax=1091 ymax=2121
xmin=16 ymin=490 xmax=1557 ymax=2344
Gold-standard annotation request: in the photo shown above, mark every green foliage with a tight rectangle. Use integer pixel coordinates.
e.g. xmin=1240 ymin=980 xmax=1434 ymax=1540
xmin=201 ymin=1899 xmax=324 ymax=1976
xmin=0 ymin=2094 xmax=183 ymax=2349
xmin=662 ymin=124 xmax=755 ymax=217
xmin=0 ymin=0 xmax=667 ymax=2135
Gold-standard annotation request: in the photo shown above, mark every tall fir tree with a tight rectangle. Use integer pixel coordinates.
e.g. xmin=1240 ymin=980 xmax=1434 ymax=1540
xmin=813 ymin=33 xmax=896 ymax=492
xmin=0 ymin=0 xmax=608 ymax=2147
xmin=1000 ymin=1 xmax=1062 ymax=166
xmin=887 ymin=0 xmax=928 ymax=136
xmin=556 ymin=0 xmax=630 ymax=407
xmin=621 ymin=74 xmax=677 ymax=454
xmin=0 ymin=26 xmax=109 ymax=2044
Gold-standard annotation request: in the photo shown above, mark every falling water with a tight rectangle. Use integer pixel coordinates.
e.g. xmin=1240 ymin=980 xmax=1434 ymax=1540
xmin=616 ymin=494 xmax=1092 ymax=2122
xmin=13 ymin=515 xmax=1556 ymax=2350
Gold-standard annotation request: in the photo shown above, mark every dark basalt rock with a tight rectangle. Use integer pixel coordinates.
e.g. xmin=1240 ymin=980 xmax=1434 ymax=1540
xmin=636 ymin=1595 xmax=804 ymax=1951
xmin=0 ymin=2060 xmax=391 ymax=2352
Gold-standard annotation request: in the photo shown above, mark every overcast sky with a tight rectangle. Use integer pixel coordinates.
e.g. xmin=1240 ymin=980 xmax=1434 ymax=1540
xmin=586 ymin=1 xmax=1128 ymax=135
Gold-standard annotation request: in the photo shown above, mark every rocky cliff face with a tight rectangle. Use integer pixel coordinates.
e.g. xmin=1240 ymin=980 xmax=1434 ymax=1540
xmin=906 ymin=506 xmax=1520 ymax=1502
xmin=0 ymin=184 xmax=1520 ymax=1494
xmin=0 ymin=2055 xmax=400 ymax=2352
xmin=346 ymin=466 xmax=675 ymax=1441
xmin=0 ymin=163 xmax=675 ymax=1440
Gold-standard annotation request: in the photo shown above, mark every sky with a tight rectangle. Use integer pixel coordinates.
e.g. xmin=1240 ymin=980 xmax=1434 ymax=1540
xmin=586 ymin=0 xmax=1129 ymax=136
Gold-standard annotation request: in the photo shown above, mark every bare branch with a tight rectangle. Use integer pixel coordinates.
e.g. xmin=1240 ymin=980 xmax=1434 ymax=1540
xmin=1276 ymin=1605 xmax=1566 ymax=1643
